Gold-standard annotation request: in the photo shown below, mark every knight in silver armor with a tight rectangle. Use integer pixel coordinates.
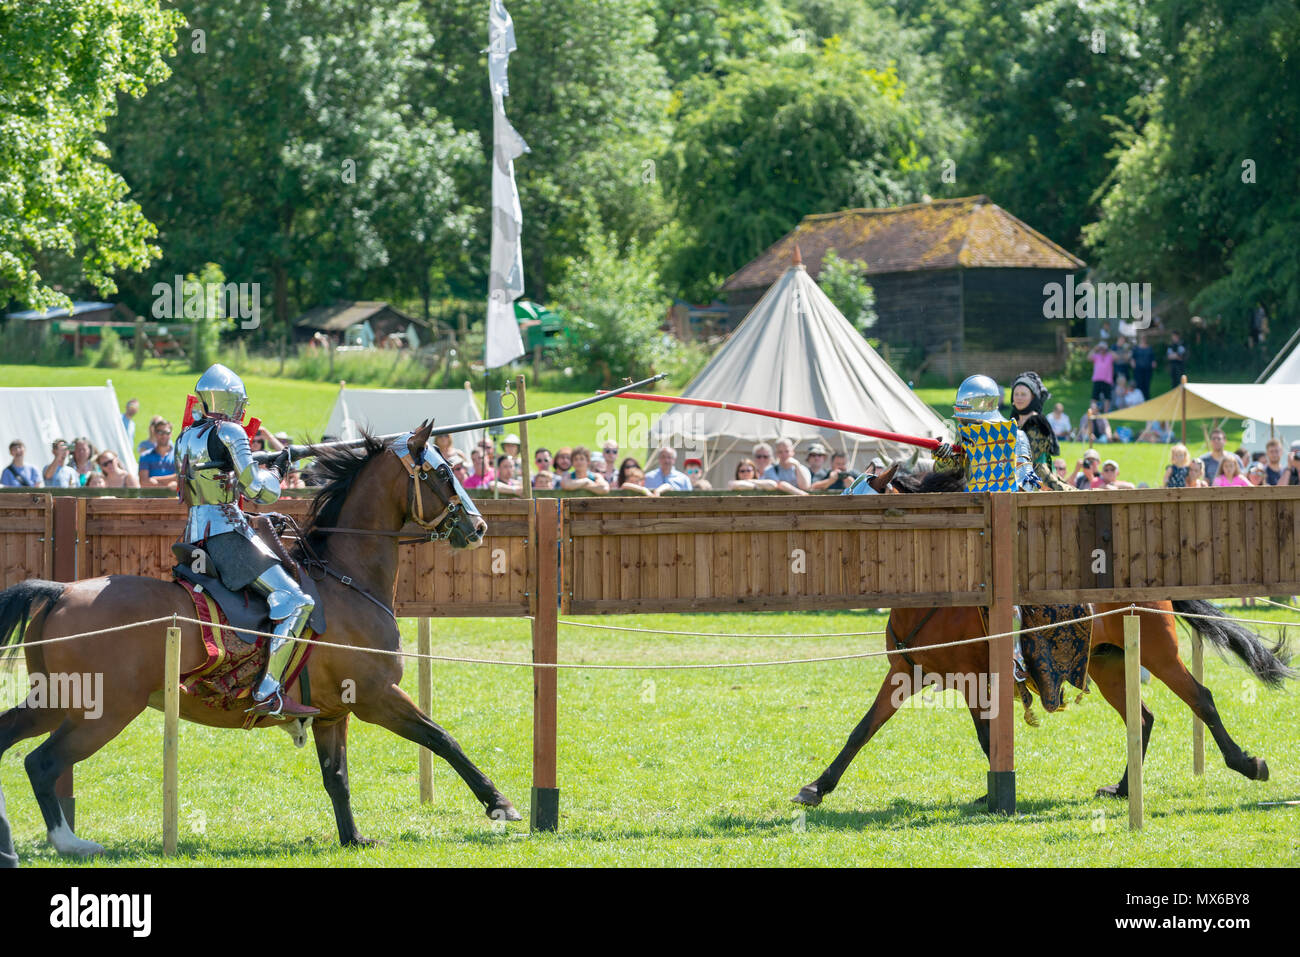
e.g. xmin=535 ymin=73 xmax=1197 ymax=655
xmin=178 ymin=364 xmax=319 ymax=718
xmin=937 ymin=374 xmax=1040 ymax=492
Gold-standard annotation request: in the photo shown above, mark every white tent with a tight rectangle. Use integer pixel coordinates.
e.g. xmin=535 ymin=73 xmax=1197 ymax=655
xmin=650 ymin=261 xmax=949 ymax=485
xmin=0 ymin=382 xmax=136 ymax=478
xmin=1107 ymin=381 xmax=1300 ymax=450
xmin=1243 ymin=331 xmax=1300 ymax=448
xmin=323 ymin=385 xmax=485 ymax=460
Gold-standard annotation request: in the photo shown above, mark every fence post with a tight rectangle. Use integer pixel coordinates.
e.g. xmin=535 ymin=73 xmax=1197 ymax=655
xmin=1124 ymin=612 xmax=1144 ymax=830
xmin=163 ymin=625 xmax=181 ymax=855
xmin=1191 ymin=630 xmax=1204 ymax=776
xmin=530 ymin=496 xmax=560 ymax=831
xmin=987 ymin=492 xmax=1016 ymax=815
xmin=51 ymin=496 xmax=77 ymax=828
xmin=418 ymin=617 xmax=433 ymax=803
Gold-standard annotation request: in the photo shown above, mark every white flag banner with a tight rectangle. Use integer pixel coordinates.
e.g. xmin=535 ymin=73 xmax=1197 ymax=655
xmin=485 ymin=0 xmax=528 ymax=369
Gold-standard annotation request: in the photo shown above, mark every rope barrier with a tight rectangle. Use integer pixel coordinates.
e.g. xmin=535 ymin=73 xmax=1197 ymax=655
xmin=551 ymin=618 xmax=887 ymax=639
xmin=7 ymin=601 xmax=1293 ymax=672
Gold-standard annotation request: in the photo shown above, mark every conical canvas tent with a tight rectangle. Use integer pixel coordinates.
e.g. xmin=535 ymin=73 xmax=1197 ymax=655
xmin=649 ymin=263 xmax=949 ymax=486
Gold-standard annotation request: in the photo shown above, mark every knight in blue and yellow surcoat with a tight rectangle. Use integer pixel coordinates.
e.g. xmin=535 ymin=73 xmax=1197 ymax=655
xmin=935 ymin=375 xmax=1039 ymax=492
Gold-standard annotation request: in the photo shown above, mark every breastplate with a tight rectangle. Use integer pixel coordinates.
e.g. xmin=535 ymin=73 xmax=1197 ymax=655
xmin=176 ymin=421 xmax=238 ymax=506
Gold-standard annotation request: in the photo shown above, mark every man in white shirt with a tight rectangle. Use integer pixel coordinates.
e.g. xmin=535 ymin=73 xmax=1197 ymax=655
xmin=763 ymin=438 xmax=811 ymax=491
xmin=1046 ymin=403 xmax=1071 ymax=439
xmin=642 ymin=447 xmax=693 ymax=493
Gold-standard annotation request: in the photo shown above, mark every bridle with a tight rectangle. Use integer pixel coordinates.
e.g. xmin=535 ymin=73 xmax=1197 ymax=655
xmin=390 ymin=433 xmax=468 ymax=541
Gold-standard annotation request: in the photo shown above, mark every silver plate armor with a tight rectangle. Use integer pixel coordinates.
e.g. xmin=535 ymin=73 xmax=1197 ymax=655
xmin=177 ymin=419 xmax=281 ymax=548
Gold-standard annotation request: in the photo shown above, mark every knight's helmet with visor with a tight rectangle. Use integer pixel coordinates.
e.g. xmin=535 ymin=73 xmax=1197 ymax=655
xmin=952 ymin=374 xmax=1004 ymax=423
xmin=195 ymin=363 xmax=249 ymax=421
xmin=950 ymin=374 xmax=1023 ymax=493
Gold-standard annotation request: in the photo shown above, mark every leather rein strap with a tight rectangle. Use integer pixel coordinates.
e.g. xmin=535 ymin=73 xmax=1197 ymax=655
xmin=886 ymin=606 xmax=941 ymax=671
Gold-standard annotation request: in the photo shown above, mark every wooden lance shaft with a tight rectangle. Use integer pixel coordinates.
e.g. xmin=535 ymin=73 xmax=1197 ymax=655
xmin=605 ymin=391 xmax=947 ymax=452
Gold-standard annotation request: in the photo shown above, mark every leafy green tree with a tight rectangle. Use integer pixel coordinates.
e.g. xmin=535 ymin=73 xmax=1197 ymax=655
xmin=1086 ymin=0 xmax=1300 ymax=349
xmin=664 ymin=40 xmax=957 ymax=299
xmin=0 ymin=0 xmax=182 ymax=311
xmin=553 ymin=231 xmax=673 ymax=384
xmin=818 ymin=250 xmax=877 ymax=332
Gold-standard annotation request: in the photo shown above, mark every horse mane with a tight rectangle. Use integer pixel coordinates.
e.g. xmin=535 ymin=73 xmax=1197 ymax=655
xmin=296 ymin=431 xmax=390 ymax=557
xmin=889 ymin=468 xmax=967 ymax=494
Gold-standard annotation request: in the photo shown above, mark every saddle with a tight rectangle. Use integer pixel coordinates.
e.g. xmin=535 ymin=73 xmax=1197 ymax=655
xmin=170 ymin=514 xmax=327 ymax=640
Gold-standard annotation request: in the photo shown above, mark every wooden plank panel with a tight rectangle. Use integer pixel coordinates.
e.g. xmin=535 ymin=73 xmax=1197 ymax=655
xmin=1043 ymin=506 xmax=1062 ymax=594
xmin=1059 ymin=503 xmax=1080 ymax=591
xmin=1178 ymin=499 xmax=1197 ymax=589
xmin=1158 ymin=502 xmax=1179 ymax=589
xmin=1227 ymin=501 xmax=1245 ymax=586
xmin=1242 ymin=497 xmax=1260 ymax=588
xmin=1143 ymin=502 xmax=1161 ymax=588
xmin=1260 ymin=499 xmax=1280 ymax=586
xmin=1111 ymin=500 xmax=1129 ymax=589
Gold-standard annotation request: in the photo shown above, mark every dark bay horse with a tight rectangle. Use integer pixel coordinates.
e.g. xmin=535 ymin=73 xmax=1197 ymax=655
xmin=794 ymin=468 xmax=1295 ymax=809
xmin=0 ymin=421 xmax=521 ymax=859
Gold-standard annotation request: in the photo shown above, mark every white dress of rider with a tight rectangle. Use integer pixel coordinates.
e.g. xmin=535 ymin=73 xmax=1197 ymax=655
xmin=175 ymin=363 xmax=318 ymax=718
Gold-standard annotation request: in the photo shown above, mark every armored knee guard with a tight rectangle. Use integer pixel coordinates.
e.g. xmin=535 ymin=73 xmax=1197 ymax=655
xmin=251 ymin=563 xmax=315 ymax=702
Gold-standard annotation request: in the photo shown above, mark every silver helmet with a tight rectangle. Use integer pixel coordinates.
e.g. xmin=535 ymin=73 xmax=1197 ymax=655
xmin=195 ymin=363 xmax=249 ymax=420
xmin=953 ymin=374 xmax=1003 ymax=421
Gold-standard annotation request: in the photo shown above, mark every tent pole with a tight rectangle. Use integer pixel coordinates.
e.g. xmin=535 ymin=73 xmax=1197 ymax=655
xmin=1180 ymin=374 xmax=1187 ymax=444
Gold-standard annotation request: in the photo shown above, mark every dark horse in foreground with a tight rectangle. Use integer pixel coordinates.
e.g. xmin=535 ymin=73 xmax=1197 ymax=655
xmin=0 ymin=422 xmax=521 ymax=860
xmin=794 ymin=468 xmax=1296 ymax=809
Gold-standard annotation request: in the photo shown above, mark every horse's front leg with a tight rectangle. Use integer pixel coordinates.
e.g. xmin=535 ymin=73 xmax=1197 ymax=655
xmin=354 ymin=683 xmax=521 ymax=822
xmin=312 ymin=716 xmax=375 ymax=847
xmin=792 ymin=661 xmax=907 ymax=807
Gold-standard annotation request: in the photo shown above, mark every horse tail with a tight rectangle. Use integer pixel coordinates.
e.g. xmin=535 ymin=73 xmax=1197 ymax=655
xmin=0 ymin=580 xmax=66 ymax=663
xmin=1170 ymin=598 xmax=1298 ymax=688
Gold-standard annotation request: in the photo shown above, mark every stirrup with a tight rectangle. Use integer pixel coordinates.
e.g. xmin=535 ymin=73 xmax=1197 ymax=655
xmin=247 ymin=692 xmax=285 ymax=717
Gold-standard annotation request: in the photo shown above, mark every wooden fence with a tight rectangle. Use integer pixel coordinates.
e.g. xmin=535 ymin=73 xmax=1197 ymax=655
xmin=2 ymin=485 xmax=1298 ymax=834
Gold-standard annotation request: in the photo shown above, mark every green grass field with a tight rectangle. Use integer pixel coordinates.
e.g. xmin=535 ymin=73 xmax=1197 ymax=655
xmin=3 ymin=361 xmax=1232 ymax=488
xmin=3 ymin=606 xmax=1298 ymax=867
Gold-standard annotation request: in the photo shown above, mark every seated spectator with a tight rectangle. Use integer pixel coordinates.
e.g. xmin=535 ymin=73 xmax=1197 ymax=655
xmin=1052 ymin=457 xmax=1069 ymax=483
xmin=43 ymin=439 xmax=79 ymax=488
xmin=615 ymin=457 xmax=642 ymax=489
xmin=502 ymin=434 xmax=523 ymax=470
xmin=553 ymin=447 xmax=573 ymax=482
xmin=138 ymin=416 xmax=165 ymax=456
xmin=85 ymin=472 xmax=107 ymax=488
xmin=1114 ymin=377 xmax=1145 ymax=409
xmin=122 ymin=398 xmax=140 ymax=449
xmin=618 ymin=465 xmax=654 ymax=495
xmin=449 ymin=456 xmax=471 ymax=487
xmin=282 ymin=467 xmax=306 ymax=490
xmin=1187 ymin=459 xmax=1209 ymax=488
xmin=561 ymin=446 xmax=609 ymax=495
xmin=1070 ymin=450 xmax=1106 ymax=489
xmin=532 ymin=469 xmax=556 ymax=491
xmin=462 ymin=448 xmax=495 ymax=489
xmin=1213 ymin=455 xmax=1250 ymax=487
xmin=1163 ymin=444 xmax=1193 ymax=488
xmin=682 ymin=457 xmax=712 ymax=491
xmin=729 ymin=458 xmax=778 ymax=491
xmin=1080 ymin=403 xmax=1113 ymax=444
xmin=1137 ymin=420 xmax=1172 ymax=443
xmin=764 ymin=438 xmax=811 ymax=492
xmin=1287 ymin=445 xmax=1300 ymax=486
xmin=534 ymin=447 xmax=553 ymax=477
xmin=751 ymin=442 xmax=774 ymax=477
xmin=70 ymin=436 xmax=98 ymax=485
xmin=597 ymin=440 xmax=619 ymax=483
xmin=96 ymin=450 xmax=139 ymax=488
xmin=804 ymin=443 xmax=830 ymax=481
xmin=434 ymin=433 xmax=455 ymax=461
xmin=643 ymin=447 xmax=692 ymax=493
xmin=1198 ymin=428 xmax=1229 ymax=481
xmin=1263 ymin=438 xmax=1291 ymax=485
xmin=490 ymin=455 xmax=523 ymax=496
xmin=1047 ymin=403 xmax=1071 ymax=439
xmin=1246 ymin=462 xmax=1267 ymax=486
xmin=811 ymin=451 xmax=860 ymax=491
xmin=2 ymin=441 xmax=42 ymax=487
xmin=138 ymin=421 xmax=178 ymax=489
xmin=1100 ymin=459 xmax=1136 ymax=490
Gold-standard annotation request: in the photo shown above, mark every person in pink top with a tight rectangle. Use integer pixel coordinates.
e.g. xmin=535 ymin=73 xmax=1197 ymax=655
xmin=1212 ymin=455 xmax=1251 ymax=487
xmin=1090 ymin=341 xmax=1116 ymax=412
xmin=462 ymin=447 xmax=495 ymax=489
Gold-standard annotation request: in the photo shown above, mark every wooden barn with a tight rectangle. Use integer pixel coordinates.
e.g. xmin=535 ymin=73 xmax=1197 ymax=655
xmin=721 ymin=196 xmax=1085 ymax=381
xmin=292 ymin=300 xmax=453 ymax=347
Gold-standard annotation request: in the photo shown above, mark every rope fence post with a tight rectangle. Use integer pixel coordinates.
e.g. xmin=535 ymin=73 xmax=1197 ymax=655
xmin=1191 ymin=629 xmax=1204 ymax=776
xmin=987 ymin=492 xmax=1016 ymax=815
xmin=51 ymin=495 xmax=78 ymax=829
xmin=530 ymin=496 xmax=560 ymax=831
xmin=418 ymin=617 xmax=433 ymax=803
xmin=1123 ymin=612 xmax=1144 ymax=830
xmin=163 ymin=624 xmax=181 ymax=856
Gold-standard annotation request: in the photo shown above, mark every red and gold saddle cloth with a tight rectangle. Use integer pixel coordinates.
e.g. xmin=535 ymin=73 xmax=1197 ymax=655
xmin=177 ymin=579 xmax=314 ymax=728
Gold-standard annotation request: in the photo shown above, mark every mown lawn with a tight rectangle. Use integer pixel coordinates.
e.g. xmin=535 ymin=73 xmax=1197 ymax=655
xmin=4 ymin=606 xmax=1298 ymax=867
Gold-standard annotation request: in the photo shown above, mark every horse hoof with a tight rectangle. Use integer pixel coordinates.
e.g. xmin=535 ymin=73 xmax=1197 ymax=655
xmin=1253 ymin=758 xmax=1269 ymax=781
xmin=488 ymin=801 xmax=523 ymax=823
xmin=49 ymin=827 xmax=105 ymax=858
xmin=791 ymin=785 xmax=823 ymax=807
xmin=1095 ymin=784 xmax=1126 ymax=799
xmin=344 ymin=835 xmax=382 ymax=849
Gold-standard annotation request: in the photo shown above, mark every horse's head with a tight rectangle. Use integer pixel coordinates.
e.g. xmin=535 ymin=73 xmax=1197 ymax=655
xmin=867 ymin=462 xmax=899 ymax=493
xmin=393 ymin=421 xmax=487 ymax=549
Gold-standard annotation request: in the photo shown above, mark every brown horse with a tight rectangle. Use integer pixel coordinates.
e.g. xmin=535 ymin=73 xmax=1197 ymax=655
xmin=793 ymin=469 xmax=1295 ymax=809
xmin=0 ymin=422 xmax=521 ymax=859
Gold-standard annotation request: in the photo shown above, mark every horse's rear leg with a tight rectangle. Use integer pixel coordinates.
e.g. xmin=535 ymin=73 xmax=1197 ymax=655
xmin=26 ymin=708 xmax=140 ymax=857
xmin=1087 ymin=645 xmax=1154 ymax=798
xmin=792 ymin=663 xmax=905 ymax=807
xmin=311 ymin=716 xmax=375 ymax=847
xmin=1144 ymin=639 xmax=1268 ymax=781
xmin=354 ymin=684 xmax=521 ymax=822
